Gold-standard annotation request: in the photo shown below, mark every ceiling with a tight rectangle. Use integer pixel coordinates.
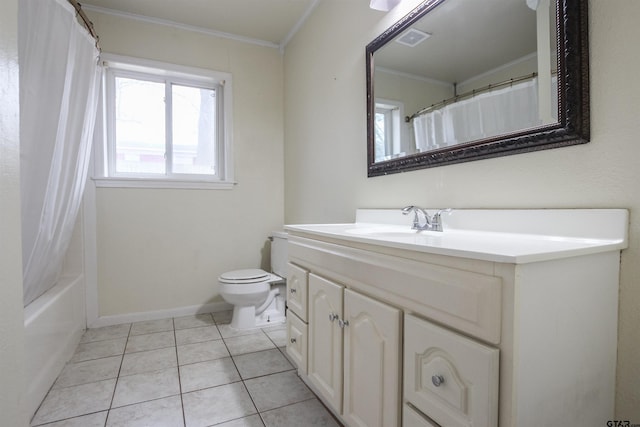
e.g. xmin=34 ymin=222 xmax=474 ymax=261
xmin=374 ymin=0 xmax=550 ymax=84
xmin=82 ymin=0 xmax=321 ymax=48
xmin=81 ymin=0 xmax=550 ymax=83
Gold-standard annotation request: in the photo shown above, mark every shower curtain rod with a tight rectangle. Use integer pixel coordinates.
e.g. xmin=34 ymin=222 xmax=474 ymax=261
xmin=405 ymin=71 xmax=544 ymax=122
xmin=67 ymin=0 xmax=100 ymax=51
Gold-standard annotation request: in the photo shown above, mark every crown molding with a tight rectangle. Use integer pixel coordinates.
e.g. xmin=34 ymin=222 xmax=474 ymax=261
xmin=83 ymin=4 xmax=281 ymax=49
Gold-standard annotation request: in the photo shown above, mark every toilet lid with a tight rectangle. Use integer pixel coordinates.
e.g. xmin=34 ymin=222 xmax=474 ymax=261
xmin=219 ymin=269 xmax=271 ymax=284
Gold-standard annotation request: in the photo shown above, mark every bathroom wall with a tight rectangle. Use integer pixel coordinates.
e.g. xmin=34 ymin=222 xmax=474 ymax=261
xmin=457 ymin=54 xmax=537 ymax=93
xmin=374 ymin=70 xmax=453 ymax=118
xmin=89 ymin=12 xmax=285 ymax=317
xmin=0 ymin=0 xmax=28 ymax=424
xmin=284 ymin=0 xmax=640 ymax=420
xmin=374 ymin=71 xmax=452 ymax=157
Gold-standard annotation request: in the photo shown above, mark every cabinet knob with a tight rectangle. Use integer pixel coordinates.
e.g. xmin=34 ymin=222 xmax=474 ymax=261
xmin=432 ymin=375 xmax=445 ymax=387
xmin=290 ymin=338 xmax=297 ymax=344
xmin=289 ymin=288 xmax=296 ymax=294
xmin=338 ymin=319 xmax=350 ymax=328
xmin=329 ymin=313 xmax=339 ymax=322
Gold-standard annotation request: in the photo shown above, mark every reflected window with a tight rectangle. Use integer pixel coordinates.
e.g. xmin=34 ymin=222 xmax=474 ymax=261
xmin=374 ymin=100 xmax=404 ymax=162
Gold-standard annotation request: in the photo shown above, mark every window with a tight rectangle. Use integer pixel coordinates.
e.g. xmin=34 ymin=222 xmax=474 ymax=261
xmin=374 ymin=100 xmax=404 ymax=162
xmin=97 ymin=54 xmax=234 ymax=189
xmin=375 ymin=106 xmax=393 ymax=160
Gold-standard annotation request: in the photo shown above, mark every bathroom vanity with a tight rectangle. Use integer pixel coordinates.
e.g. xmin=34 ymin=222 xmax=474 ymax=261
xmin=284 ymin=209 xmax=628 ymax=427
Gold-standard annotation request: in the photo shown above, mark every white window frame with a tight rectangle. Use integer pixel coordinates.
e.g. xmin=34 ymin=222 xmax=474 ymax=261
xmin=93 ymin=54 xmax=235 ymax=189
xmin=374 ymin=99 xmax=405 ymax=162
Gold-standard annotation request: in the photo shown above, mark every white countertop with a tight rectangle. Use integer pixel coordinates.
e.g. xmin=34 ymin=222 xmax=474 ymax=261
xmin=285 ymin=209 xmax=629 ymax=264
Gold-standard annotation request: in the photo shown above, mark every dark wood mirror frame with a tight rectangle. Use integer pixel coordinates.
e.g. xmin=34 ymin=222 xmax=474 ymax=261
xmin=366 ymin=0 xmax=589 ymax=177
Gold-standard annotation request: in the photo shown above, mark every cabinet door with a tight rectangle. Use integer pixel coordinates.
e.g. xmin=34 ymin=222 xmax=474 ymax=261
xmin=404 ymin=314 xmax=499 ymax=427
xmin=343 ymin=289 xmax=401 ymax=427
xmin=286 ymin=309 xmax=308 ymax=374
xmin=308 ymin=274 xmax=344 ymax=412
xmin=287 ymin=262 xmax=308 ymax=321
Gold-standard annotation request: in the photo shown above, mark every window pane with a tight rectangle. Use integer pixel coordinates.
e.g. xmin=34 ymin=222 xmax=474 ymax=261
xmin=114 ymin=77 xmax=166 ymax=174
xmin=172 ymin=84 xmax=216 ymax=175
xmin=374 ymin=112 xmax=386 ymax=162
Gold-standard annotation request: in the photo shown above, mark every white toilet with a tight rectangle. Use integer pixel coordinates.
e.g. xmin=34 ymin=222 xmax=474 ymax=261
xmin=218 ymin=231 xmax=288 ymax=330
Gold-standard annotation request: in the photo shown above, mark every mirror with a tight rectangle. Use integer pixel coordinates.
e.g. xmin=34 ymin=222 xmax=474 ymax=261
xmin=366 ymin=0 xmax=589 ymax=176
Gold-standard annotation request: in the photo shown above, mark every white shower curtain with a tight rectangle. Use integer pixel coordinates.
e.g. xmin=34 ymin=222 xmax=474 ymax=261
xmin=19 ymin=0 xmax=102 ymax=306
xmin=413 ymin=78 xmax=540 ymax=151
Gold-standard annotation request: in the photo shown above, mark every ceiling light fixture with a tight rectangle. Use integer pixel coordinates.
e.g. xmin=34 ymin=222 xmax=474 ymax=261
xmin=370 ymin=0 xmax=402 ymax=12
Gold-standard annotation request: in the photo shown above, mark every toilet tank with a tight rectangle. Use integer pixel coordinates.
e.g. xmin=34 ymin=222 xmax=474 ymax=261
xmin=270 ymin=231 xmax=288 ymax=277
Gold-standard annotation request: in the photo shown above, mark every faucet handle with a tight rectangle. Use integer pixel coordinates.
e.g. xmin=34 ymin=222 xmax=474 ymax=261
xmin=431 ymin=208 xmax=453 ymax=232
xmin=401 ymin=205 xmax=420 ymax=229
xmin=401 ymin=206 xmax=432 ymax=230
xmin=433 ymin=208 xmax=452 ymax=218
xmin=401 ymin=205 xmax=417 ymax=214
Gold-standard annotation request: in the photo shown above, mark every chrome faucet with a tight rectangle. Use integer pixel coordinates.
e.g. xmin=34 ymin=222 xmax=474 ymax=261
xmin=402 ymin=205 xmax=431 ymax=230
xmin=401 ymin=206 xmax=452 ymax=232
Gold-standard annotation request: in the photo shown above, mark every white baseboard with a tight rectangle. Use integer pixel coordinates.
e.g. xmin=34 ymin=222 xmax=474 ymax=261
xmin=88 ymin=301 xmax=233 ymax=328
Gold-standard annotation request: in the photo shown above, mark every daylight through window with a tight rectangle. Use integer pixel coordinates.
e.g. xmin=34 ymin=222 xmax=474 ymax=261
xmin=101 ymin=56 xmax=232 ymax=186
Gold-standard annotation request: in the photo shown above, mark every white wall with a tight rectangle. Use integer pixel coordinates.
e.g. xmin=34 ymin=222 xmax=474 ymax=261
xmin=284 ymin=0 xmax=640 ymax=420
xmin=375 ymin=71 xmax=453 ymax=118
xmin=0 ymin=0 xmax=28 ymax=424
xmin=89 ymin=12 xmax=285 ymax=317
xmin=457 ymin=54 xmax=537 ymax=93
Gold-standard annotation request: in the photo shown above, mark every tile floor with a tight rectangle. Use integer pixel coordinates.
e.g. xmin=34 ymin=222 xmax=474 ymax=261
xmin=31 ymin=311 xmax=341 ymax=427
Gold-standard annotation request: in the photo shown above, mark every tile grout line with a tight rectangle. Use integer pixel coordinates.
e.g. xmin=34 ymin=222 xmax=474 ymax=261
xmin=257 ymin=325 xmax=345 ymax=426
xmin=218 ymin=319 xmax=260 ymax=413
xmin=103 ymin=322 xmax=132 ymax=426
xmin=217 ymin=317 xmax=267 ymax=426
xmin=224 ymin=324 xmax=298 ymax=427
xmin=173 ymin=316 xmax=188 ymax=427
xmin=34 ymin=313 xmax=334 ymax=427
xmin=30 ymin=325 xmax=131 ymax=426
xmin=29 ymin=370 xmax=59 ymax=426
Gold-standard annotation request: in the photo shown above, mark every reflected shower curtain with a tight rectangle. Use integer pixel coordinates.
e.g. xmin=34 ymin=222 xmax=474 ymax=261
xmin=19 ymin=0 xmax=102 ymax=305
xmin=413 ymin=78 xmax=540 ymax=151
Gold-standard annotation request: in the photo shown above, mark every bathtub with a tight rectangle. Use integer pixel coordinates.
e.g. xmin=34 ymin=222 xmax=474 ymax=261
xmin=23 ymin=274 xmax=86 ymax=419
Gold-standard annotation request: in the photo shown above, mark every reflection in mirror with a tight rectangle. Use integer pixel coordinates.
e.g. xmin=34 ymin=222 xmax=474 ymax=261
xmin=366 ymin=0 xmax=589 ymax=176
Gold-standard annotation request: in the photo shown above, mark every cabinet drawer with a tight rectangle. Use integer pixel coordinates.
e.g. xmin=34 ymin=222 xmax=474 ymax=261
xmin=404 ymin=314 xmax=499 ymax=427
xmin=287 ymin=262 xmax=308 ymax=321
xmin=286 ymin=309 xmax=307 ymax=374
xmin=403 ymin=404 xmax=440 ymax=427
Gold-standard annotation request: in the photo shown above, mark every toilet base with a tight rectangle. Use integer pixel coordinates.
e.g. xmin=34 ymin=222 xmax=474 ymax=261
xmin=255 ymin=306 xmax=286 ymax=328
xmin=229 ymin=293 xmax=286 ymax=330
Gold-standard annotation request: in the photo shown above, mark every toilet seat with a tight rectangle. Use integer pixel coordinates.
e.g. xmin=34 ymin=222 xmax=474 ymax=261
xmin=219 ymin=269 xmax=271 ymax=285
xmin=219 ymin=269 xmax=283 ymax=286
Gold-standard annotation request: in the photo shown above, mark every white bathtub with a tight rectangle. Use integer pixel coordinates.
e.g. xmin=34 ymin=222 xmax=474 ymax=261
xmin=23 ymin=274 xmax=86 ymax=419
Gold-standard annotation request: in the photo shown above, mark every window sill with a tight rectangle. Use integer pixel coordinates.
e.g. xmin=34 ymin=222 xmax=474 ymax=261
xmin=92 ymin=177 xmax=236 ymax=190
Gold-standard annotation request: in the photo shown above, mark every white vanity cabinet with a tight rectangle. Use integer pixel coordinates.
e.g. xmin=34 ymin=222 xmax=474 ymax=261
xmin=285 ymin=209 xmax=628 ymax=427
